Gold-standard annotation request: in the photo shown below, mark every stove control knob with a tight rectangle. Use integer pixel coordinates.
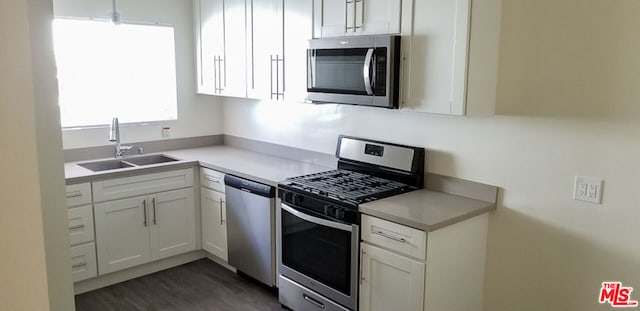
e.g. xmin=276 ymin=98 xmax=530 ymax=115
xmin=323 ymin=205 xmax=334 ymax=216
xmin=335 ymin=208 xmax=345 ymax=219
xmin=293 ymin=194 xmax=304 ymax=205
xmin=284 ymin=192 xmax=293 ymax=203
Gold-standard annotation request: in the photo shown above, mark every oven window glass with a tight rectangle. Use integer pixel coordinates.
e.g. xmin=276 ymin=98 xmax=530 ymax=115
xmin=282 ymin=208 xmax=352 ymax=296
xmin=309 ymin=48 xmax=369 ymax=95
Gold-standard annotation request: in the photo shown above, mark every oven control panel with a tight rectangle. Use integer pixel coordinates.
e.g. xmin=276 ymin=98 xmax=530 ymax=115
xmin=278 ymin=187 xmax=358 ymax=225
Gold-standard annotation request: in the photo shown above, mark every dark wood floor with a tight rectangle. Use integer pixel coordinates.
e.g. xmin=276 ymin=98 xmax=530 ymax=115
xmin=75 ymin=259 xmax=286 ymax=311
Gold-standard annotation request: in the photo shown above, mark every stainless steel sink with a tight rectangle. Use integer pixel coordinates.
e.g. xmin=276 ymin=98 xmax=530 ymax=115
xmin=78 ymin=154 xmax=179 ymax=172
xmin=123 ymin=154 xmax=179 ymax=166
xmin=78 ymin=159 xmax=135 ymax=172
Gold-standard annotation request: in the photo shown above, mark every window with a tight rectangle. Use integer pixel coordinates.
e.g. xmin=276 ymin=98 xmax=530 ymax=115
xmin=52 ymin=19 xmax=178 ymax=128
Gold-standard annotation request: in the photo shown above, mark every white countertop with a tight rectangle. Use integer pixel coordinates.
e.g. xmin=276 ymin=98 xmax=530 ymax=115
xmin=163 ymin=146 xmax=333 ymax=186
xmin=65 ymin=146 xmax=333 ymax=186
xmin=359 ymin=189 xmax=496 ymax=232
xmin=65 ymin=144 xmax=495 ymax=231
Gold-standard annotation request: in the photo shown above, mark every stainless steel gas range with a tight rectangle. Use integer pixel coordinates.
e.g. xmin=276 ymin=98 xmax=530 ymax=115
xmin=277 ymin=135 xmax=425 ymax=311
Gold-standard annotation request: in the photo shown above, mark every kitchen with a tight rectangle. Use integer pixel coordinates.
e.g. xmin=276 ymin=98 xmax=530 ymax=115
xmin=3 ymin=0 xmax=640 ymax=311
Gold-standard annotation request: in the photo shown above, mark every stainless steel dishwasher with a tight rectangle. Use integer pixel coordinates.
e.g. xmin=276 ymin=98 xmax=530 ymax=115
xmin=224 ymin=174 xmax=276 ymax=286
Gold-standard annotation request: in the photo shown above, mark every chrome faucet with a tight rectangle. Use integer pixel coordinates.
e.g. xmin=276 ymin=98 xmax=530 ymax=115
xmin=108 ymin=117 xmax=134 ymax=158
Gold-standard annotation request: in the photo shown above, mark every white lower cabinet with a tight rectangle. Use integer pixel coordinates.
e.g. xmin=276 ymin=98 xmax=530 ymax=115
xmin=200 ymin=167 xmax=228 ymax=261
xmin=360 ymin=242 xmax=425 ymax=311
xmin=66 ymin=183 xmax=97 ymax=283
xmin=94 ymin=188 xmax=196 ymax=275
xmin=360 ymin=214 xmax=489 ymax=311
xmin=201 ymin=187 xmax=227 ymax=260
xmin=70 ymin=242 xmax=98 ymax=282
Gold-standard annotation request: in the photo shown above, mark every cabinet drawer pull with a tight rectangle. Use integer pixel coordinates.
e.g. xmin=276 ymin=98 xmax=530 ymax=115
xmin=204 ymin=176 xmax=220 ymax=183
xmin=72 ymin=262 xmax=87 ymax=269
xmin=66 ymin=191 xmax=82 ymax=199
xmin=68 ymin=224 xmax=85 ymax=230
xmin=373 ymin=230 xmax=406 ymax=243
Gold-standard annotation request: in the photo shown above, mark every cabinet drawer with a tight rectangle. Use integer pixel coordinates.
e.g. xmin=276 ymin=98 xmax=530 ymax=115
xmin=93 ymin=168 xmax=194 ymax=202
xmin=200 ymin=167 xmax=225 ymax=192
xmin=68 ymin=205 xmax=94 ymax=246
xmin=70 ymin=242 xmax=98 ymax=282
xmin=65 ymin=183 xmax=92 ymax=207
xmin=361 ymin=215 xmax=426 ymax=260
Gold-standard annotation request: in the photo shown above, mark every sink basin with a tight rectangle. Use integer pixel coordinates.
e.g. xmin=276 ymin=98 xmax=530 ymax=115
xmin=78 ymin=159 xmax=135 ymax=172
xmin=122 ymin=154 xmax=179 ymax=166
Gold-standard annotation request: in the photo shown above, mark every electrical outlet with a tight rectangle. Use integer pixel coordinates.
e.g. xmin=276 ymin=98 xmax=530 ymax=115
xmin=162 ymin=127 xmax=170 ymax=138
xmin=574 ymin=175 xmax=603 ymax=204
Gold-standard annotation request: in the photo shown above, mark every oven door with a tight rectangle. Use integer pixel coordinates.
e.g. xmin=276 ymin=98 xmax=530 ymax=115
xmin=280 ymin=203 xmax=359 ymax=309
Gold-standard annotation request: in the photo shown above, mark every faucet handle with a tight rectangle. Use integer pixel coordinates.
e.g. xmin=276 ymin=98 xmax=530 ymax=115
xmin=137 ymin=147 xmax=144 ymax=155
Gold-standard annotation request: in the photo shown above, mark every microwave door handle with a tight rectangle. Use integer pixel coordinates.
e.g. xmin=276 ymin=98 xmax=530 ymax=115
xmin=308 ymin=50 xmax=316 ymax=88
xmin=363 ymin=48 xmax=374 ymax=95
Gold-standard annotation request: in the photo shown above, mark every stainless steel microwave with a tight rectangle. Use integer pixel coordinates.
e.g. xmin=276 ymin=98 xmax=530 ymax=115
xmin=306 ymin=35 xmax=401 ymax=109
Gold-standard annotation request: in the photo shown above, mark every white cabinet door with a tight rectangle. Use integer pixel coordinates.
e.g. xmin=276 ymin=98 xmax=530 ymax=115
xmin=220 ymin=0 xmax=247 ymax=97
xmin=201 ymin=187 xmax=228 ymax=260
xmin=358 ymin=0 xmax=401 ymax=35
xmin=283 ymin=0 xmax=313 ymax=103
xmin=94 ymin=196 xmax=151 ymax=275
xmin=313 ymin=0 xmax=401 ymax=37
xmin=313 ymin=0 xmax=348 ymax=38
xmin=149 ymin=188 xmax=197 ymax=261
xmin=360 ymin=242 xmax=425 ymax=311
xmin=196 ymin=0 xmax=246 ymax=97
xmin=196 ymin=0 xmax=225 ymax=94
xmin=400 ymin=0 xmax=471 ymax=115
xmin=247 ymin=0 xmax=284 ymax=100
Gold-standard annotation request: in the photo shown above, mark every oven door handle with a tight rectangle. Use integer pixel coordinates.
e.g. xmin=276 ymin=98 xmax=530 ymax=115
xmin=363 ymin=48 xmax=375 ymax=95
xmin=281 ymin=203 xmax=353 ymax=232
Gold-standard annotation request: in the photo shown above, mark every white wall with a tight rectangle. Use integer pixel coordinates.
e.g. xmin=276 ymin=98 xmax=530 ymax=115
xmin=54 ymin=0 xmax=222 ymax=149
xmin=0 ymin=0 xmax=74 ymax=310
xmin=223 ymin=0 xmax=640 ymax=310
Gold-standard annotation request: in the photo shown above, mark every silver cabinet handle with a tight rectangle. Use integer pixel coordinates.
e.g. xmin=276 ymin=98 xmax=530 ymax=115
xmin=152 ymin=197 xmax=157 ymax=225
xmin=68 ymin=224 xmax=85 ymax=230
xmin=219 ymin=198 xmax=224 ymax=225
xmin=143 ymin=199 xmax=148 ymax=227
xmin=355 ymin=0 xmax=364 ymax=29
xmin=270 ymin=54 xmax=274 ymax=99
xmin=214 ymin=55 xmax=219 ymax=93
xmin=270 ymin=55 xmax=284 ymax=100
xmin=66 ymin=191 xmax=82 ymax=199
xmin=302 ymin=294 xmax=325 ymax=309
xmin=373 ymin=230 xmax=406 ymax=243
xmin=359 ymin=247 xmax=366 ymax=284
xmin=72 ymin=262 xmax=87 ymax=269
xmin=204 ymin=176 xmax=220 ymax=183
xmin=345 ymin=0 xmax=354 ymax=31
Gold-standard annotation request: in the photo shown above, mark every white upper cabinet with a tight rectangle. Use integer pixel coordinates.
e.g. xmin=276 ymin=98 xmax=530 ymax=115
xmin=247 ymin=0 xmax=284 ymax=100
xmin=283 ymin=0 xmax=313 ymax=103
xmin=196 ymin=0 xmax=247 ymax=97
xmin=313 ymin=0 xmax=402 ymax=37
xmin=400 ymin=0 xmax=500 ymax=115
xmin=196 ymin=0 xmax=312 ymax=102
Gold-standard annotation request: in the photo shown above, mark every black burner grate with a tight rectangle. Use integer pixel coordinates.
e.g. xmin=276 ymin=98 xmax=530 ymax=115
xmin=286 ymin=169 xmax=412 ymax=203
